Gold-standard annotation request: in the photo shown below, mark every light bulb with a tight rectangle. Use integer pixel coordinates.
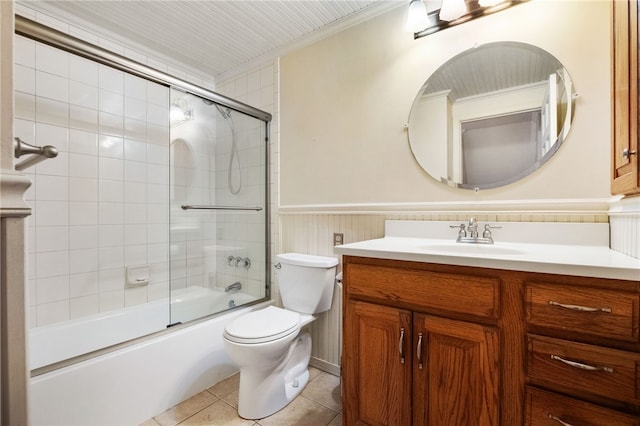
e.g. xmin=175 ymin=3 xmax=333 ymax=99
xmin=405 ymin=0 xmax=429 ymax=33
xmin=439 ymin=0 xmax=467 ymax=21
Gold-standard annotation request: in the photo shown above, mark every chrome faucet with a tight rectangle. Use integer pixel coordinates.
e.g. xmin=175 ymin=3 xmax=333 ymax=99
xmin=468 ymin=217 xmax=478 ymax=238
xmin=451 ymin=218 xmax=500 ymax=244
xmin=225 ymin=281 xmax=242 ymax=293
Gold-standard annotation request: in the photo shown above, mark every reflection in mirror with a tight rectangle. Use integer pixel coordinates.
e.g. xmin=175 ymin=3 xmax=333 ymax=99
xmin=408 ymin=41 xmax=575 ymax=190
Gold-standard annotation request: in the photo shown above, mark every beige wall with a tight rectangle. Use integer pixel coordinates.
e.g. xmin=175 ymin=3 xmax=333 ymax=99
xmin=280 ymin=0 xmax=611 ymax=207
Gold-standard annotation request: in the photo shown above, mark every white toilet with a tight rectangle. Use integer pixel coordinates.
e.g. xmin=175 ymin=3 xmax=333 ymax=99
xmin=223 ymin=253 xmax=338 ymax=420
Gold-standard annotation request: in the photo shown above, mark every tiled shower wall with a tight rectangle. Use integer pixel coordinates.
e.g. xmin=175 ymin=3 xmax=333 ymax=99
xmin=15 ymin=6 xmax=217 ymax=328
xmin=16 ymin=35 xmax=173 ymax=327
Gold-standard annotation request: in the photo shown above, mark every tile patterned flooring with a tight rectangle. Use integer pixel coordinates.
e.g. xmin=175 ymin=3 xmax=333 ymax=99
xmin=140 ymin=367 xmax=342 ymax=426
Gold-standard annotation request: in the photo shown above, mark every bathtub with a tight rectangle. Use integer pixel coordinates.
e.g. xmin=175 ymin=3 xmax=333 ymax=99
xmin=29 ymin=287 xmax=267 ymax=426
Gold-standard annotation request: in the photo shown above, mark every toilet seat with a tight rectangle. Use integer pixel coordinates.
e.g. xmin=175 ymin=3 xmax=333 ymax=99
xmin=224 ymin=306 xmax=300 ymax=344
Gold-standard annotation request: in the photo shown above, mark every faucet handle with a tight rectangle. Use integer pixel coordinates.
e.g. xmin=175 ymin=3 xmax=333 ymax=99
xmin=482 ymin=224 xmax=502 ymax=239
xmin=450 ymin=223 xmax=467 ymax=238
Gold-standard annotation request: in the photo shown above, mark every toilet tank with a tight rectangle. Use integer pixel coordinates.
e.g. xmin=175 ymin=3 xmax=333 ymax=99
xmin=275 ymin=253 xmax=338 ymax=314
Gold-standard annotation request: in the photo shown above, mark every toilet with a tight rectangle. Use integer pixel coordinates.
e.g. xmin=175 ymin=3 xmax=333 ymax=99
xmin=223 ymin=253 xmax=338 ymax=420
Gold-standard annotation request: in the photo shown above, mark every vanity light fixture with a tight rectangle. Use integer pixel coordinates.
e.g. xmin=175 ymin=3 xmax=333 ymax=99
xmin=405 ymin=0 xmax=430 ymax=33
xmin=438 ymin=0 xmax=467 ymax=22
xmin=411 ymin=0 xmax=527 ymax=39
xmin=170 ymin=98 xmax=193 ymax=126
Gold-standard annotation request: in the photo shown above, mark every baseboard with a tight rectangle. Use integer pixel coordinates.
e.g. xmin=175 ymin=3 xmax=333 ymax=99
xmin=309 ymin=357 xmax=340 ymax=377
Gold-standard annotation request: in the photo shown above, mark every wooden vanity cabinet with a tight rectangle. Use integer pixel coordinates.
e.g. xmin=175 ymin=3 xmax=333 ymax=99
xmin=612 ymin=0 xmax=639 ymax=195
xmin=341 ymin=255 xmax=640 ymax=425
xmin=342 ymin=256 xmax=514 ymax=426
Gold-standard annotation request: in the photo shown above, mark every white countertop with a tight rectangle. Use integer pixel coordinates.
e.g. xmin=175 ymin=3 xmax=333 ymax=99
xmin=333 ymin=221 xmax=640 ymax=281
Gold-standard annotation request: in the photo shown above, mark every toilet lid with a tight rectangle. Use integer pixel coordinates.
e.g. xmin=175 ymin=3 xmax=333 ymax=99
xmin=224 ymin=306 xmax=300 ymax=344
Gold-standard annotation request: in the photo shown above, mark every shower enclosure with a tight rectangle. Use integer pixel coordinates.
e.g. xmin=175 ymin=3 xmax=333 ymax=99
xmin=15 ymin=16 xmax=271 ymax=372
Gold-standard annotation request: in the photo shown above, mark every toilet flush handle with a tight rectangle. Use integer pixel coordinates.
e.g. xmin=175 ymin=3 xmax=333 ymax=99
xmin=274 ymin=263 xmax=281 ymax=269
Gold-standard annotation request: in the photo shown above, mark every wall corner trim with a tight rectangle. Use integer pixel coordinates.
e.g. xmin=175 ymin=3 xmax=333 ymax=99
xmin=0 ymin=170 xmax=32 ymax=218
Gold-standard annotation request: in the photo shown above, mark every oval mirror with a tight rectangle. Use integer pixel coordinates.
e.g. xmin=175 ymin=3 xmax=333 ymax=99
xmin=408 ymin=41 xmax=575 ymax=190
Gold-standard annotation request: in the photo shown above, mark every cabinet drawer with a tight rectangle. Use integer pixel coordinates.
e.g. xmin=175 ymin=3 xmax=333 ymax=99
xmin=347 ymin=263 xmax=500 ymax=320
xmin=527 ymin=334 xmax=640 ymax=404
xmin=526 ymin=386 xmax=640 ymax=426
xmin=526 ymin=282 xmax=639 ymax=342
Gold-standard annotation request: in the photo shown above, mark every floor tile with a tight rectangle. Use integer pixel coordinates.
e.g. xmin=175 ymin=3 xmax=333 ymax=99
xmin=143 ymin=369 xmax=342 ymax=426
xmin=302 ymin=371 xmax=342 ymax=412
xmin=327 ymin=412 xmax=342 ymax=426
xmin=179 ymin=400 xmax=255 ymax=426
xmin=256 ymin=395 xmax=338 ymax=426
xmin=153 ymin=391 xmax=219 ymax=426
xmin=207 ymin=372 xmax=240 ymax=408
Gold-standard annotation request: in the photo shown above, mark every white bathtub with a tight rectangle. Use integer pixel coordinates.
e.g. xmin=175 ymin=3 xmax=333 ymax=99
xmin=30 ymin=286 xmax=257 ymax=370
xmin=29 ymin=287 xmax=267 ymax=426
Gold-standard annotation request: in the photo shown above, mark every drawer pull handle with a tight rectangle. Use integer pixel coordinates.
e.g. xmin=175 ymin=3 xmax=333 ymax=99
xmin=548 ymin=414 xmax=574 ymax=426
xmin=417 ymin=333 xmax=423 ymax=370
xmin=548 ymin=300 xmax=612 ymax=313
xmin=399 ymin=328 xmax=405 ymax=364
xmin=550 ymin=355 xmax=614 ymax=373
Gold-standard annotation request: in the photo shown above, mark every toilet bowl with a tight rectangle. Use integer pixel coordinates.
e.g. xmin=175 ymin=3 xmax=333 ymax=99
xmin=223 ymin=253 xmax=338 ymax=420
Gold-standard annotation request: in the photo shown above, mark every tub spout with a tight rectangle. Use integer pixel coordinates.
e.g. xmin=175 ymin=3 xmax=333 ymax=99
xmin=225 ymin=282 xmax=242 ymax=293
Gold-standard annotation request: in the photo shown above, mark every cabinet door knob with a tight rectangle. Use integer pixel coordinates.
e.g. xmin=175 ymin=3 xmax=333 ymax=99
xmin=550 ymin=354 xmax=614 ymax=373
xmin=548 ymin=414 xmax=574 ymax=426
xmin=416 ymin=333 xmax=423 ymax=370
xmin=548 ymin=300 xmax=612 ymax=313
xmin=623 ymin=148 xmax=638 ymax=159
xmin=399 ymin=328 xmax=405 ymax=364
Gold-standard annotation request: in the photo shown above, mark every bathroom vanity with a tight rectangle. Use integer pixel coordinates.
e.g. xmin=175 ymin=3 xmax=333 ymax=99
xmin=335 ymin=221 xmax=640 ymax=426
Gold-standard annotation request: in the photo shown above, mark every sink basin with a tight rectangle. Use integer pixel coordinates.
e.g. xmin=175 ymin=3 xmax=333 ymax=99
xmin=419 ymin=243 xmax=525 ymax=256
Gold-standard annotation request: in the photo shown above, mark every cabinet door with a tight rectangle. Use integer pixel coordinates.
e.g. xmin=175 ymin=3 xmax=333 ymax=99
xmin=612 ymin=0 xmax=639 ymax=195
xmin=413 ymin=314 xmax=500 ymax=426
xmin=343 ymin=300 xmax=412 ymax=426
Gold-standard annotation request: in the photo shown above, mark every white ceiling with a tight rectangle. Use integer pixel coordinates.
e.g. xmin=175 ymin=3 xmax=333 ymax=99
xmin=23 ymin=0 xmax=402 ymax=80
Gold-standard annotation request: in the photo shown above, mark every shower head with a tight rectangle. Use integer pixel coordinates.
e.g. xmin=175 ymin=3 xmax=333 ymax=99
xmin=201 ymin=98 xmax=232 ymax=119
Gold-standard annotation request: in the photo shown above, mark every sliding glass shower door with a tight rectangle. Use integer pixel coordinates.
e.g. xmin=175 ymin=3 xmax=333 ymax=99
xmin=169 ymin=88 xmax=268 ymax=324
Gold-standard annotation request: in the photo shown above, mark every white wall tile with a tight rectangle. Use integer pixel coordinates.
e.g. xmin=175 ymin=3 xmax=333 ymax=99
xmin=69 ymin=272 xmax=99 ymax=298
xmin=69 ymin=81 xmax=99 ymax=109
xmin=69 ymin=248 xmax=99 ymax=274
xmin=124 ymin=74 xmax=146 ymax=100
xmin=69 ymin=225 xmax=98 ymax=250
xmin=35 ymin=43 xmax=69 ymax=77
xmin=69 ymin=295 xmax=99 ymax=319
xmin=70 ymin=153 xmax=98 ymax=178
xmin=99 ymin=247 xmax=124 ymax=270
xmin=70 ymin=178 xmax=98 ymax=202
xmin=69 ymin=55 xmax=98 ymax=86
xmin=37 ymin=275 xmax=70 ymax=304
xmin=36 ymin=226 xmax=69 ymax=253
xmin=69 ymin=129 xmax=98 ymax=155
xmin=35 ymin=201 xmax=68 ymax=227
xmin=99 ymin=111 xmax=124 ymax=136
xmin=98 ymin=65 xmax=124 ymax=93
xmin=69 ymin=201 xmax=98 ymax=226
xmin=124 ymin=203 xmax=147 ymax=224
xmin=124 ymin=139 xmax=147 ymax=162
xmin=36 ymin=71 xmax=69 ymax=102
xmin=69 ymin=105 xmax=98 ymax=131
xmin=98 ymin=202 xmax=124 ymax=225
xmin=124 ymin=161 xmax=147 ymax=183
xmin=15 ymin=64 xmax=35 ymax=94
xmin=36 ymin=251 xmax=70 ymax=279
xmin=15 ymin=36 xmax=35 ymax=68
xmin=99 ymin=157 xmax=124 ymax=180
xmin=99 ymin=225 xmax=124 ymax=247
xmin=99 ymin=89 xmax=124 ymax=116
xmin=35 ymin=175 xmax=68 ymax=201
xmin=15 ymin=92 xmax=35 ymax=120
xmin=37 ymin=300 xmax=70 ymax=326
